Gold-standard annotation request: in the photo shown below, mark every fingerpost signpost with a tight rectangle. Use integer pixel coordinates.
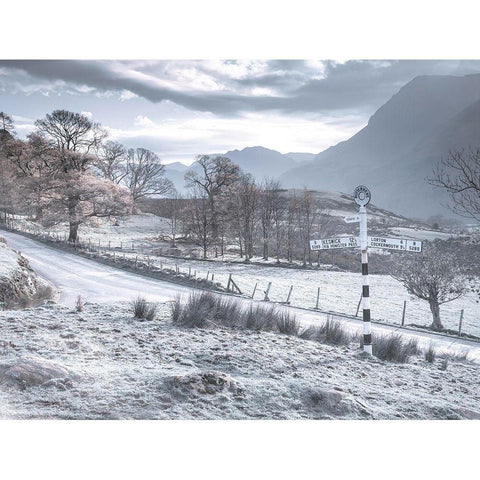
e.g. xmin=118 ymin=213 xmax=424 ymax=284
xmin=310 ymin=186 xmax=423 ymax=354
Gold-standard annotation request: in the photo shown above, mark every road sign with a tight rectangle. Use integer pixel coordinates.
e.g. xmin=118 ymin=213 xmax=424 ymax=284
xmin=310 ymin=237 xmax=359 ymax=250
xmin=344 ymin=215 xmax=360 ymax=223
xmin=353 ymin=185 xmax=371 ymax=207
xmin=406 ymin=240 xmax=422 ymax=252
xmin=367 ymin=236 xmax=422 ymax=252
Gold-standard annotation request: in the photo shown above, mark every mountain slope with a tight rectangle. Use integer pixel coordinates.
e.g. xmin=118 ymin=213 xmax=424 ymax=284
xmin=279 ymin=74 xmax=480 ymax=219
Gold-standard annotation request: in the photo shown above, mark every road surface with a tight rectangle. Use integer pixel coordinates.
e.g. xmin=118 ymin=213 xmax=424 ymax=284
xmin=2 ymin=229 xmax=479 ymax=360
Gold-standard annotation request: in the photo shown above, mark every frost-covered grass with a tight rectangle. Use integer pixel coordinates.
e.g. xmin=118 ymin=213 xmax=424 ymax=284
xmin=1 ymin=302 xmax=480 ymax=420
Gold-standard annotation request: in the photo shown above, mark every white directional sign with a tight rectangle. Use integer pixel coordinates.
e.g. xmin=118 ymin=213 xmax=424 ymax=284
xmin=310 ymin=237 xmax=359 ymax=250
xmin=344 ymin=215 xmax=360 ymax=223
xmin=310 ymin=236 xmax=422 ymax=252
xmin=367 ymin=236 xmax=422 ymax=252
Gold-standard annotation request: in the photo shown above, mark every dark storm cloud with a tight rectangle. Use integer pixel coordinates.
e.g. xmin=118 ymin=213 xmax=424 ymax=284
xmin=2 ymin=59 xmax=480 ymax=117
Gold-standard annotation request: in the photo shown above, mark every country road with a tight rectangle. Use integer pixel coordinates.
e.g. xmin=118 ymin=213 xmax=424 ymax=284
xmin=2 ymin=229 xmax=479 ymax=360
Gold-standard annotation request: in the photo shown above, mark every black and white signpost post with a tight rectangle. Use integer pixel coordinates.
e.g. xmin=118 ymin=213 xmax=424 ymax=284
xmin=354 ymin=186 xmax=373 ymax=354
xmin=309 ymin=185 xmax=423 ymax=355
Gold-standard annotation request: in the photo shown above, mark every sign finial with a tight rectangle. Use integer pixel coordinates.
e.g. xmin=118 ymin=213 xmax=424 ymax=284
xmin=353 ymin=185 xmax=371 ymax=207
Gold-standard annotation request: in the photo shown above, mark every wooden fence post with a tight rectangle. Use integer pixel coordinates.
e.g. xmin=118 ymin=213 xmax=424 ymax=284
xmin=355 ymin=293 xmax=362 ymax=317
xmin=264 ymin=282 xmax=272 ymax=301
xmin=401 ymin=300 xmax=407 ymax=326
xmin=286 ymin=285 xmax=293 ymax=304
xmin=458 ymin=309 xmax=464 ymax=336
xmin=315 ymin=287 xmax=320 ymax=310
xmin=252 ymin=282 xmax=258 ymax=298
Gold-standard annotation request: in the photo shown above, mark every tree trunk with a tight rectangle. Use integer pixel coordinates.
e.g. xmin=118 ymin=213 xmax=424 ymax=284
xmin=68 ymin=222 xmax=79 ymax=243
xmin=429 ymin=299 xmax=443 ymax=331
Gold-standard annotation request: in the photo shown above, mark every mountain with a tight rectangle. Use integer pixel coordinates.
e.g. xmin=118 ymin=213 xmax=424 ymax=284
xmin=279 ymin=74 xmax=480 ymax=219
xmin=223 ymin=146 xmax=297 ymax=179
xmin=164 ymin=162 xmax=189 ymax=194
xmin=164 ymin=147 xmax=317 ymax=193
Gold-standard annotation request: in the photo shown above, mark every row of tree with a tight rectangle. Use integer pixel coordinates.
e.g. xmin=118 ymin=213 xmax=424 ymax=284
xmin=0 ymin=110 xmax=173 ymax=242
xmin=149 ymin=155 xmax=333 ymax=264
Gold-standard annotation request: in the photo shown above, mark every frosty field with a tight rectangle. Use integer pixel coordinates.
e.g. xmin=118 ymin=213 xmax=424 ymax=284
xmin=146 ymin=255 xmax=480 ymax=337
xmin=1 ymin=302 xmax=479 ymax=420
xmin=6 ymin=215 xmax=479 ymax=336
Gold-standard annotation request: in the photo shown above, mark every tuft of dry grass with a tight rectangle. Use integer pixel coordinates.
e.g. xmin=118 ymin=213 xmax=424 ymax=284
xmin=170 ymin=292 xmax=298 ymax=335
xmin=75 ymin=295 xmax=84 ymax=312
xmin=424 ymin=343 xmax=436 ymax=363
xmin=132 ymin=296 xmax=157 ymax=321
xmin=366 ymin=333 xmax=419 ymax=363
xmin=317 ymin=317 xmax=354 ymax=345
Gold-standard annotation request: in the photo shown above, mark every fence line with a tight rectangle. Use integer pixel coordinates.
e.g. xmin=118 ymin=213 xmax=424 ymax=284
xmin=0 ymin=216 xmax=475 ymax=339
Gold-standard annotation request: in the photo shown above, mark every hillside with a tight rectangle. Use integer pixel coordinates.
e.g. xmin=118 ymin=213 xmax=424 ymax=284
xmin=279 ymin=74 xmax=480 ymax=219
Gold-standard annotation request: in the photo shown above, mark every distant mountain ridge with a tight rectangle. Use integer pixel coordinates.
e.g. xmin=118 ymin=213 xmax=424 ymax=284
xmin=164 ymin=146 xmax=316 ymax=193
xmin=279 ymin=73 xmax=480 ymax=219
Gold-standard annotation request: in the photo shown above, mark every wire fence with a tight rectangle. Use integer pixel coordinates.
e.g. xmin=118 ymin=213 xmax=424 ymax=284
xmin=2 ymin=215 xmax=478 ymax=340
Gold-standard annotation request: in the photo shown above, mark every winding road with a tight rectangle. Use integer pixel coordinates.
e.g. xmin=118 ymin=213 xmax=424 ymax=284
xmin=2 ymin=229 xmax=479 ymax=360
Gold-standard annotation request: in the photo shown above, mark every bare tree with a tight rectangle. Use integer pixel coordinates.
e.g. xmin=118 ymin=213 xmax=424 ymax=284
xmin=185 ymin=155 xmax=241 ymax=254
xmin=95 ymin=141 xmax=127 ymax=184
xmin=285 ymin=192 xmax=300 ymax=263
xmin=297 ymin=188 xmax=319 ymax=265
xmin=124 ymin=148 xmax=173 ymax=201
xmin=163 ymin=191 xmax=182 ymax=247
xmin=429 ymin=148 xmax=480 ymax=220
xmin=182 ymin=191 xmax=215 ymax=259
xmin=230 ymin=174 xmax=259 ymax=262
xmin=389 ymin=241 xmax=466 ymax=330
xmin=35 ymin=110 xmax=106 ymax=155
xmin=259 ymin=178 xmax=283 ymax=260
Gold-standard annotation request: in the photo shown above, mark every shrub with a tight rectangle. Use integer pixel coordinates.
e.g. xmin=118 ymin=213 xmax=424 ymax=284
xmin=245 ymin=305 xmax=279 ymax=332
xmin=298 ymin=324 xmax=320 ymax=340
xmin=368 ymin=333 xmax=419 ymax=363
xmin=424 ymin=343 xmax=436 ymax=363
xmin=276 ymin=312 xmax=301 ymax=336
xmin=75 ymin=295 xmax=84 ymax=312
xmin=170 ymin=292 xmax=297 ymax=334
xmin=317 ymin=317 xmax=353 ymax=346
xmin=170 ymin=292 xmax=215 ymax=327
xmin=132 ymin=296 xmax=157 ymax=321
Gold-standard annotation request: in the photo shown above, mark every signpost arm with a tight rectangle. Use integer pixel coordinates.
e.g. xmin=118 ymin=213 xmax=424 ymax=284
xmin=359 ymin=205 xmax=372 ymax=354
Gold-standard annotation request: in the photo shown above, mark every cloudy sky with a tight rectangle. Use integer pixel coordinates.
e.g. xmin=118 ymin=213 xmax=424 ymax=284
xmin=2 ymin=59 xmax=480 ymax=164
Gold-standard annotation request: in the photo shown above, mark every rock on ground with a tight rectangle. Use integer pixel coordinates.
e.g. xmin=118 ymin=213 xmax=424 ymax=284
xmin=169 ymin=370 xmax=243 ymax=396
xmin=0 ymin=357 xmax=71 ymax=388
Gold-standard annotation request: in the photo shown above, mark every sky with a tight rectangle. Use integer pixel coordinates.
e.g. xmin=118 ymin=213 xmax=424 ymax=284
xmin=2 ymin=59 xmax=480 ymax=165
